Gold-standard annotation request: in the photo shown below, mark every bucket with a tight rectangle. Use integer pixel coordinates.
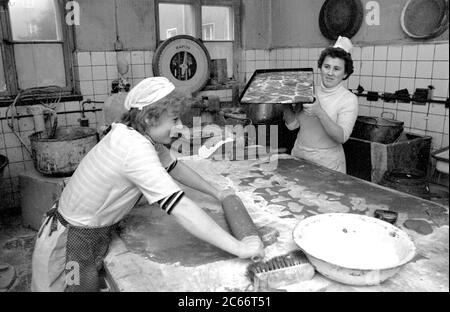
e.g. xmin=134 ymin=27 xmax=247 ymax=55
xmin=351 ymin=112 xmax=404 ymax=144
xmin=29 ymin=127 xmax=98 ymax=177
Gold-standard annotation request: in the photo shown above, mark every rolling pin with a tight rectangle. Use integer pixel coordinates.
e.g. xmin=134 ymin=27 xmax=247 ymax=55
xmin=221 ymin=194 xmax=263 ymax=262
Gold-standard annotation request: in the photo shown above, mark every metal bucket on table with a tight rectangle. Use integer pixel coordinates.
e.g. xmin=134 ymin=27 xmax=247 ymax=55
xmin=352 ymin=112 xmax=404 ymax=144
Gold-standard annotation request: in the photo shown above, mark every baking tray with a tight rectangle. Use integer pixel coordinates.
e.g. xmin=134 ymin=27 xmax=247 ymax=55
xmin=239 ymin=68 xmax=315 ymax=104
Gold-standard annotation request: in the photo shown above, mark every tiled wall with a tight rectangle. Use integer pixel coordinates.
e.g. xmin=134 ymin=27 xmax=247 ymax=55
xmin=238 ymin=42 xmax=449 ymax=152
xmin=0 ymin=50 xmax=234 ymax=211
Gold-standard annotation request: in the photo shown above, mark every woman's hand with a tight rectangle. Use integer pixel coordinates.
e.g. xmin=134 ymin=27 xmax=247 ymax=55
xmin=303 ymin=97 xmax=324 ymax=118
xmin=237 ymin=235 xmax=265 ymax=259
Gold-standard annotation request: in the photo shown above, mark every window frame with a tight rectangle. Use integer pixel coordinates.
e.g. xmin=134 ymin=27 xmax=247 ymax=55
xmin=0 ymin=0 xmax=79 ymax=105
xmin=155 ymin=0 xmax=241 ymax=81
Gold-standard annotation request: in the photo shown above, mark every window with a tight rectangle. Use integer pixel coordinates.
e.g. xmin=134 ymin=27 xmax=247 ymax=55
xmin=158 ymin=2 xmax=196 ymax=41
xmin=202 ymin=23 xmax=213 ymax=40
xmin=0 ymin=0 xmax=77 ymax=102
xmin=201 ymin=6 xmax=232 ymax=41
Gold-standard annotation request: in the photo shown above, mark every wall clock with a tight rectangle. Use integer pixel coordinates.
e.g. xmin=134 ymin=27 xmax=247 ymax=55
xmin=153 ymin=35 xmax=211 ymax=94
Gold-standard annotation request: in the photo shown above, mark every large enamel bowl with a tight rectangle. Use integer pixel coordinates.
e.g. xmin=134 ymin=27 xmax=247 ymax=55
xmin=293 ymin=213 xmax=416 ymax=286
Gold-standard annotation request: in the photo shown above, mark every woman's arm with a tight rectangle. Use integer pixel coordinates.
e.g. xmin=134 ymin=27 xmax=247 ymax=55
xmin=169 ymin=161 xmax=233 ymax=200
xmin=303 ymin=101 xmax=346 ymax=144
xmin=171 ymin=196 xmax=265 ymax=259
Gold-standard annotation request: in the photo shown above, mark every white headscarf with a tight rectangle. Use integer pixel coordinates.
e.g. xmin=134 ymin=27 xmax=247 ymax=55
xmin=124 ymin=77 xmax=175 ymax=110
xmin=333 ymin=36 xmax=353 ymax=54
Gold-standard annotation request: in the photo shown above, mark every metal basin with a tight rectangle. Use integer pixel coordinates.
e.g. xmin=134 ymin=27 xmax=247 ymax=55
xmin=29 ymin=127 xmax=98 ymax=176
xmin=352 ymin=115 xmax=404 ymax=144
xmin=245 ymin=103 xmax=284 ymax=124
xmin=293 ymin=213 xmax=416 ymax=286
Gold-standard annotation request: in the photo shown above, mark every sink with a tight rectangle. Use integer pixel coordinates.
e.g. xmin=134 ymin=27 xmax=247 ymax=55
xmin=29 ymin=127 xmax=99 ymax=176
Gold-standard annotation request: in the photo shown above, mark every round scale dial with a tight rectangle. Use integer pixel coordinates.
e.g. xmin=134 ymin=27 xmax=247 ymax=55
xmin=153 ymin=35 xmax=211 ymax=94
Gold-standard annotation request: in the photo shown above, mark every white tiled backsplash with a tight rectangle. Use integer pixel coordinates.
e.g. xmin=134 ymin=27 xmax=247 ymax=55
xmin=1 ymin=43 xmax=449 ymax=210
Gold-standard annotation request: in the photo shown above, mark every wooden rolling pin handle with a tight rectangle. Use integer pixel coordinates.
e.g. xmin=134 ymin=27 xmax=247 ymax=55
xmin=222 ymin=194 xmax=263 ymax=260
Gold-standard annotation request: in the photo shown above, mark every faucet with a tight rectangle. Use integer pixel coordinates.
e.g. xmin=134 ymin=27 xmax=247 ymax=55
xmin=80 ymin=99 xmax=104 ymax=127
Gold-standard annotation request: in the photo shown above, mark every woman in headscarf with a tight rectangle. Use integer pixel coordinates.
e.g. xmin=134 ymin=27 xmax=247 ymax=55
xmin=283 ymin=36 xmax=358 ymax=173
xmin=31 ymin=77 xmax=264 ymax=292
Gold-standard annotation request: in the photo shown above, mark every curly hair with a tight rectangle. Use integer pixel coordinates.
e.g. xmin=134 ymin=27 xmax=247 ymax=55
xmin=317 ymin=47 xmax=354 ymax=80
xmin=120 ymin=90 xmax=188 ymax=135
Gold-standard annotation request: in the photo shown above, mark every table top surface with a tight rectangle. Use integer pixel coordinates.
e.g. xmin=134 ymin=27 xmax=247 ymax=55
xmin=104 ymin=154 xmax=449 ymax=292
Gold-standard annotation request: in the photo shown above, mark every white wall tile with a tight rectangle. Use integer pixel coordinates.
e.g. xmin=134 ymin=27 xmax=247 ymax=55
xmin=107 ymin=65 xmax=118 ymax=80
xmin=402 ymin=45 xmax=418 ymax=61
xmin=77 ymin=52 xmax=91 ymax=66
xmin=309 ymin=48 xmax=319 ymax=60
xmin=417 ymin=44 xmax=435 ymax=61
xmin=298 ymin=48 xmax=308 ymax=60
xmin=105 ymin=52 xmax=117 ymax=66
xmin=387 ymin=46 xmax=402 ymax=61
xmin=291 ymin=48 xmax=300 ymax=60
xmin=414 ymin=78 xmax=431 ymax=90
xmin=6 ymin=147 xmax=24 ymax=163
xmin=397 ymin=102 xmax=411 ymax=111
xmin=80 ymin=81 xmax=94 ymax=96
xmin=373 ymin=61 xmax=386 ymax=76
xmin=386 ymin=61 xmax=401 ymax=76
xmin=3 ymin=132 xmax=21 ymax=148
xmin=383 ymin=101 xmax=397 ymax=111
xmin=131 ymin=51 xmax=144 ymax=64
xmin=93 ymin=80 xmax=108 ymax=95
xmin=427 ymin=114 xmax=445 ymax=132
xmin=428 ymin=131 xmax=443 ymax=149
xmin=431 ymin=79 xmax=449 ymax=97
xmin=255 ymin=60 xmax=265 ymax=69
xmin=400 ymin=61 xmax=416 ymax=78
xmin=360 ymin=61 xmax=373 ymax=76
xmin=384 ymin=77 xmax=400 ymax=93
xmin=264 ymin=50 xmax=270 ymax=61
xmin=144 ymin=51 xmax=152 ymax=64
xmin=434 ymin=43 xmax=449 ymax=61
xmin=415 ymin=61 xmax=433 ymax=78
xmin=348 ymin=75 xmax=359 ymax=89
xmin=442 ymin=134 xmax=449 ymax=147
xmin=246 ymin=61 xmax=255 ymax=74
xmin=361 ymin=46 xmax=374 ymax=60
xmin=372 ymin=76 xmax=385 ymax=92
xmin=370 ymin=99 xmax=383 ymax=108
xmin=399 ymin=78 xmax=415 ymax=92
xmin=360 ymin=76 xmax=372 ymax=90
xmin=269 ymin=49 xmax=277 ymax=60
xmin=411 ymin=112 xmax=427 ymax=130
xmin=351 ymin=46 xmax=361 ymax=61
xmin=370 ymin=106 xmax=383 ymax=116
xmin=78 ymin=67 xmax=93 ymax=81
xmin=92 ymin=66 xmax=107 ymax=80
xmin=374 ymin=46 xmax=387 ymax=60
xmin=432 ymin=61 xmax=449 ymax=79
xmin=283 ymin=48 xmax=292 ymax=60
xmin=91 ymin=52 xmax=106 ymax=66
xmin=131 ymin=64 xmax=145 ymax=78
xmin=255 ymin=50 xmax=265 ymax=60
xmin=276 ymin=49 xmax=284 ymax=60
xmin=429 ymin=103 xmax=446 ymax=115
xmin=358 ymin=105 xmax=370 ymax=116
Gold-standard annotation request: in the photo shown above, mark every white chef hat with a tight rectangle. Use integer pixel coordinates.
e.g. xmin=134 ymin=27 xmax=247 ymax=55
xmin=333 ymin=36 xmax=353 ymax=54
xmin=124 ymin=77 xmax=175 ymax=110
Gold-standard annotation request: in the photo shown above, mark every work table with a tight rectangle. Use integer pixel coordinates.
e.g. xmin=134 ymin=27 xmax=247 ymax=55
xmin=104 ymin=154 xmax=449 ymax=292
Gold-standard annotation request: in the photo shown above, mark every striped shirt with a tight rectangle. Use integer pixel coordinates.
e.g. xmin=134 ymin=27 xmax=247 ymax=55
xmin=58 ymin=123 xmax=184 ymax=227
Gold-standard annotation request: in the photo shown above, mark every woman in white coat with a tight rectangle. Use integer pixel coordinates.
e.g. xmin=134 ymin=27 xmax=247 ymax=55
xmin=283 ymin=36 xmax=358 ymax=173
